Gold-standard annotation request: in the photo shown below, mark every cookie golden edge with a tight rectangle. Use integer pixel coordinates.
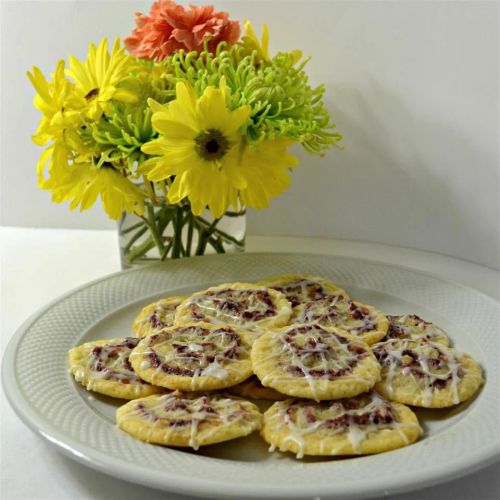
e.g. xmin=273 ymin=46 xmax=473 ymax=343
xmin=132 ymin=296 xmax=188 ymax=337
xmin=346 ymin=301 xmax=389 ymax=345
xmin=251 ymin=326 xmax=382 ymax=400
xmin=293 ymin=300 xmax=389 ymax=346
xmin=174 ymin=282 xmax=293 ymax=329
xmin=261 ymin=399 xmax=421 ymax=457
xmin=68 ymin=339 xmax=162 ymax=400
xmin=130 ymin=322 xmax=255 ymax=391
xmin=116 ymin=393 xmax=263 ymax=447
xmin=375 ymin=352 xmax=484 ymax=408
xmin=386 ymin=314 xmax=451 ymax=346
xmin=256 ymin=274 xmax=350 ymax=301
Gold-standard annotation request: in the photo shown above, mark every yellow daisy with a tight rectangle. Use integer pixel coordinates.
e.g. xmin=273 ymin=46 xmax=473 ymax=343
xmin=141 ymin=80 xmax=251 ymax=218
xmin=141 ymin=80 xmax=299 ymax=217
xmin=50 ymin=163 xmax=145 ymax=220
xmin=67 ymin=38 xmax=137 ymax=120
xmin=27 ymin=60 xmax=87 ymax=188
xmin=27 ymin=60 xmax=85 ymax=146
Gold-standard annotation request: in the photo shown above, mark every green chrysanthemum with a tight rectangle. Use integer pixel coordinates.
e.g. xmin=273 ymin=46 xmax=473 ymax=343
xmin=79 ymin=67 xmax=175 ymax=171
xmin=163 ymin=43 xmax=342 ymax=155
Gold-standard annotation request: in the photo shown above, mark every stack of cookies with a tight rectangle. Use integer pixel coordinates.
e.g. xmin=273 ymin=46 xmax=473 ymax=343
xmin=68 ymin=274 xmax=484 ymax=458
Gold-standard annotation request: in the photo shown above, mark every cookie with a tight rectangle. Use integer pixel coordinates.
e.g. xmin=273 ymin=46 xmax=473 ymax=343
xmin=373 ymin=339 xmax=483 ymax=407
xmin=256 ymin=274 xmax=349 ymax=308
xmin=261 ymin=391 xmax=421 ymax=458
xmin=385 ymin=314 xmax=450 ymax=346
xmin=130 ymin=323 xmax=253 ymax=391
xmin=227 ymin=375 xmax=288 ymax=401
xmin=251 ymin=324 xmax=381 ymax=401
xmin=293 ymin=296 xmax=388 ymax=345
xmin=132 ymin=296 xmax=187 ymax=337
xmin=116 ymin=392 xmax=262 ymax=449
xmin=174 ymin=282 xmax=292 ymax=332
xmin=68 ymin=338 xmax=162 ymax=399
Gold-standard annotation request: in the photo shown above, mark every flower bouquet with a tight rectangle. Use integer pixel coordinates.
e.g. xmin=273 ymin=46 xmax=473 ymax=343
xmin=28 ymin=0 xmax=341 ymax=266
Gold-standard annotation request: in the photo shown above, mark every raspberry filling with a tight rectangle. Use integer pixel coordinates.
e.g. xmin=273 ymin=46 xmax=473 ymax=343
xmin=150 ymin=311 xmax=171 ymax=329
xmin=285 ymin=396 xmax=396 ymax=431
xmin=135 ymin=395 xmax=217 ymax=426
xmin=132 ymin=394 xmax=254 ymax=439
xmin=90 ymin=338 xmax=148 ymax=385
xmin=145 ymin=326 xmax=243 ymax=377
xmin=279 ymin=325 xmax=368 ymax=380
xmin=373 ymin=340 xmax=461 ymax=389
xmin=188 ymin=288 xmax=277 ymax=322
xmin=148 ymin=302 xmax=180 ymax=329
xmin=298 ymin=296 xmax=377 ymax=335
xmin=272 ymin=280 xmax=333 ymax=307
xmin=385 ymin=315 xmax=446 ymax=343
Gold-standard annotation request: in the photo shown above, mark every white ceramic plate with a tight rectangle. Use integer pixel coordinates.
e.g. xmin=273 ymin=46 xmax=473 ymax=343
xmin=3 ymin=253 xmax=499 ymax=499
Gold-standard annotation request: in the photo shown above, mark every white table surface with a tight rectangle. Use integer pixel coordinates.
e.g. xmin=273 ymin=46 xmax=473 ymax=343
xmin=1 ymin=227 xmax=499 ymax=500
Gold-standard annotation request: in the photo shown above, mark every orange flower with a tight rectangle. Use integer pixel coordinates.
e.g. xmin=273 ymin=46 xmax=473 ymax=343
xmin=125 ymin=0 xmax=240 ymax=61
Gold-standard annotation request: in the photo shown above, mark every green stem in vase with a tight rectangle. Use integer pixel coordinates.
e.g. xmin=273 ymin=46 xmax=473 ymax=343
xmin=185 ymin=212 xmax=194 ymax=257
xmin=125 ymin=235 xmax=156 ymax=263
xmin=195 ymin=215 xmax=244 ymax=248
xmin=193 ymin=215 xmax=221 ymax=255
xmin=143 ymin=203 xmax=166 ymax=255
xmin=171 ymin=205 xmax=184 ymax=259
xmin=120 ymin=198 xmax=245 ymax=265
xmin=208 ymin=234 xmax=226 ymax=254
xmin=161 ymin=238 xmax=175 ymax=260
xmin=123 ymin=225 xmax=148 ymax=254
xmin=120 ymin=220 xmax=145 ymax=235
xmin=193 ymin=219 xmax=208 ymax=256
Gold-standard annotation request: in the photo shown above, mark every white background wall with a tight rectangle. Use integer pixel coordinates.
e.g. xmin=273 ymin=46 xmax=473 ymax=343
xmin=1 ymin=0 xmax=499 ymax=269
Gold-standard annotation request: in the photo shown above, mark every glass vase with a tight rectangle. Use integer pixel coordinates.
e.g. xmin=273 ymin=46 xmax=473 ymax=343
xmin=118 ymin=201 xmax=246 ymax=268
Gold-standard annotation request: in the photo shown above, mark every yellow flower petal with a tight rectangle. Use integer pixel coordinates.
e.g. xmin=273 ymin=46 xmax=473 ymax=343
xmin=241 ymin=21 xmax=271 ymax=63
xmin=151 ymin=116 xmax=197 ymax=140
xmin=66 ymin=37 xmax=134 ymax=119
xmin=142 ymin=80 xmax=297 ymax=217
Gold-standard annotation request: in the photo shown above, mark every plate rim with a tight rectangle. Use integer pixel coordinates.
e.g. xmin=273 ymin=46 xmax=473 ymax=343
xmin=2 ymin=252 xmax=500 ymax=499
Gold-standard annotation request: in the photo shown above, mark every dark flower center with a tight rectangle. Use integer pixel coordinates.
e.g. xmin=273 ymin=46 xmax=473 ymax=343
xmin=195 ymin=129 xmax=229 ymax=161
xmin=85 ymin=88 xmax=100 ymax=101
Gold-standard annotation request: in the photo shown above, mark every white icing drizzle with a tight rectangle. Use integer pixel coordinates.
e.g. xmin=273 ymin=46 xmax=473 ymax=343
xmin=269 ymin=392 xmax=419 ymax=458
xmin=185 ymin=288 xmax=281 ymax=329
xmin=136 ymin=298 xmax=183 ymax=334
xmin=271 ymin=279 xmax=343 ymax=307
xmin=200 ymin=360 xmax=228 ymax=380
xmin=82 ymin=338 xmax=149 ymax=390
xmin=386 ymin=315 xmax=449 ymax=345
xmin=373 ymin=339 xmax=465 ymax=405
xmin=261 ymin=324 xmax=371 ymax=401
xmin=139 ymin=360 xmax=151 ymax=370
xmin=135 ymin=325 xmax=244 ymax=383
xmin=126 ymin=393 xmax=259 ymax=450
xmin=295 ymin=296 xmax=377 ymax=336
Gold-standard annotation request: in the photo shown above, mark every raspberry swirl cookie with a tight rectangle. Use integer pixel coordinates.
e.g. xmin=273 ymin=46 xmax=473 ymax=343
xmin=68 ymin=338 xmax=162 ymax=399
xmin=133 ymin=296 xmax=187 ymax=337
xmin=251 ymin=324 xmax=381 ymax=401
xmin=117 ymin=392 xmax=262 ymax=449
xmin=373 ymin=339 xmax=483 ymax=407
xmin=257 ymin=274 xmax=349 ymax=308
xmin=227 ymin=375 xmax=288 ymax=401
xmin=130 ymin=323 xmax=253 ymax=391
xmin=293 ymin=296 xmax=388 ymax=345
xmin=385 ymin=314 xmax=450 ymax=346
xmin=261 ymin=391 xmax=421 ymax=458
xmin=174 ymin=283 xmax=292 ymax=332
